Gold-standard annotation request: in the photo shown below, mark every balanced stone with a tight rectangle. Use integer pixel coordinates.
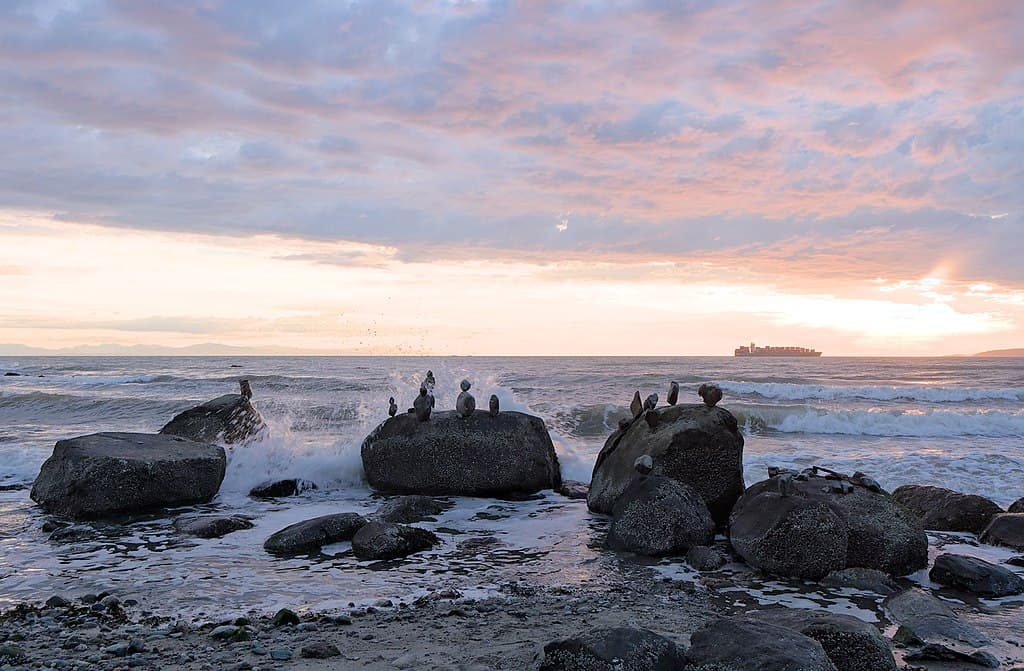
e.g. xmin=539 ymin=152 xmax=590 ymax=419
xmin=31 ymin=432 xmax=226 ymax=519
xmin=643 ymin=393 xmax=658 ymax=412
xmin=891 ymin=484 xmax=1002 ymax=534
xmin=629 ymin=391 xmax=643 ymax=418
xmin=413 ymin=387 xmax=432 ymax=421
xmin=697 ymin=382 xmax=723 ymax=407
xmin=239 ymin=379 xmax=252 ymax=399
xmin=388 ymin=397 xmax=397 ymax=417
xmin=456 ymin=380 xmax=476 ymax=418
xmin=362 ymin=410 xmax=561 ymax=496
xmin=667 ymin=381 xmax=679 ymax=406
xmin=588 ymin=403 xmax=744 ymax=526
xmin=160 ymin=392 xmax=266 ymax=445
xmin=489 ymin=394 xmax=499 ymax=417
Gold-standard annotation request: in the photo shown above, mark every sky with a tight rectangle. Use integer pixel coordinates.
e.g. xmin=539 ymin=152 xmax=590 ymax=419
xmin=0 ymin=0 xmax=1022 ymax=356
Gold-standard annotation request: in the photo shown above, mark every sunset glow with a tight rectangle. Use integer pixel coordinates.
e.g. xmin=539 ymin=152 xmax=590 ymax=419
xmin=0 ymin=1 xmax=1022 ymax=355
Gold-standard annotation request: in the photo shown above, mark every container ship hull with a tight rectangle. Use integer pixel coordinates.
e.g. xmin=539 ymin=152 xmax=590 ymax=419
xmin=734 ymin=343 xmax=822 ymax=357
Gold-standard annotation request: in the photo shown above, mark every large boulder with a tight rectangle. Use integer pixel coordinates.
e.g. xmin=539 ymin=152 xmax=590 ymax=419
xmin=607 ymin=476 xmax=715 ymax=556
xmin=891 ymin=485 xmax=1002 ymax=534
xmin=160 ymin=393 xmax=266 ymax=445
xmin=351 ymin=522 xmax=439 ymax=560
xmin=884 ymin=588 xmax=998 ymax=668
xmin=588 ymin=404 xmax=744 ymax=526
xmin=360 ymin=410 xmax=560 ymax=497
xmin=729 ymin=474 xmax=927 ymax=577
xmin=729 ymin=492 xmax=848 ymax=580
xmin=264 ymin=513 xmax=367 ymax=555
xmin=540 ymin=627 xmax=685 ymax=671
xmin=746 ymin=610 xmax=896 ymax=671
xmin=686 ymin=616 xmax=837 ymax=671
xmin=30 ymin=433 xmax=226 ymax=519
xmin=930 ymin=553 xmax=1024 ymax=597
xmin=979 ymin=513 xmax=1024 ymax=550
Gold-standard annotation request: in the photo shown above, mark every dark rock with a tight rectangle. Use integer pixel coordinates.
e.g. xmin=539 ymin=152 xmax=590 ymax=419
xmin=686 ymin=616 xmax=837 ymax=671
xmin=45 ymin=595 xmax=70 ymax=608
xmin=248 ymin=479 xmax=317 ymax=498
xmin=374 ymin=495 xmax=447 ymax=524
xmin=361 ymin=410 xmax=560 ymax=497
xmin=892 ymin=485 xmax=1003 ymax=534
xmin=821 ymin=567 xmax=899 ymax=595
xmin=930 ymin=553 xmax=1024 ymax=596
xmin=0 ymin=483 xmax=26 ymax=491
xmin=264 ymin=513 xmax=367 ymax=555
xmin=3 ymin=371 xmax=21 ymax=376
xmin=746 ymin=610 xmax=896 ymax=671
xmin=351 ymin=522 xmax=439 ymax=560
xmin=730 ymin=474 xmax=927 ymax=577
xmin=41 ymin=519 xmax=67 ymax=532
xmin=30 ymin=432 xmax=226 ymax=519
xmin=980 ymin=513 xmax=1024 ymax=550
xmin=174 ymin=515 xmax=254 ymax=539
xmin=0 ymin=644 xmax=26 ymax=663
xmin=556 ymin=480 xmax=589 ymax=499
xmin=48 ymin=525 xmax=96 ymax=542
xmin=588 ymin=404 xmax=744 ymax=527
xmin=729 ymin=491 xmax=848 ymax=579
xmin=686 ymin=545 xmax=727 ymax=571
xmin=540 ymin=626 xmax=685 ymax=671
xmin=160 ymin=393 xmax=266 ymax=445
xmin=1008 ymin=555 xmax=1024 ymax=567
xmin=885 ymin=588 xmax=994 ymax=665
xmin=273 ymin=608 xmax=300 ymax=627
xmin=270 ymin=649 xmax=293 ymax=660
xmin=300 ymin=641 xmax=340 ymax=659
xmin=606 ymin=476 xmax=714 ymax=556
xmin=1009 ymin=497 xmax=1024 ymax=514
xmin=904 ymin=644 xmax=1000 ymax=668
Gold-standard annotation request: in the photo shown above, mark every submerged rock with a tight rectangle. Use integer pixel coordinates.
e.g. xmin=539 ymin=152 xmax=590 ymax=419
xmin=30 ymin=432 xmax=226 ymax=519
xmin=588 ymin=403 xmax=744 ymax=526
xmin=556 ymin=480 xmax=589 ymax=499
xmin=746 ymin=610 xmax=896 ymax=671
xmin=361 ymin=410 xmax=560 ymax=497
xmin=821 ymin=567 xmax=899 ymax=595
xmin=540 ymin=627 xmax=685 ymax=671
xmin=606 ymin=476 xmax=714 ymax=556
xmin=729 ymin=474 xmax=927 ymax=578
xmin=979 ymin=513 xmax=1024 ymax=550
xmin=892 ymin=484 xmax=1003 ymax=534
xmin=930 ymin=553 xmax=1024 ymax=597
xmin=173 ymin=515 xmax=254 ymax=539
xmin=160 ymin=393 xmax=266 ymax=445
xmin=373 ymin=495 xmax=447 ymax=524
xmin=264 ymin=513 xmax=367 ymax=555
xmin=351 ymin=522 xmax=439 ymax=560
xmin=885 ymin=588 xmax=996 ymax=667
xmin=686 ymin=616 xmax=837 ymax=671
xmin=249 ymin=479 xmax=317 ymax=499
xmin=686 ymin=545 xmax=727 ymax=571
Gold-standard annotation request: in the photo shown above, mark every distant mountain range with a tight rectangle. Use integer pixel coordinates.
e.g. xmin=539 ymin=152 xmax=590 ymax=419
xmin=974 ymin=348 xmax=1024 ymax=357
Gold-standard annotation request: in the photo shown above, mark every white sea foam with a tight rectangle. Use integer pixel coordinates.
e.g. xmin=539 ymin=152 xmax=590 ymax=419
xmin=735 ymin=404 xmax=1024 ymax=438
xmin=719 ymin=380 xmax=1024 ymax=403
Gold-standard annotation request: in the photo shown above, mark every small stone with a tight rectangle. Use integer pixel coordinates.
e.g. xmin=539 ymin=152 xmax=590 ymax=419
xmin=300 ymin=641 xmax=341 ymax=659
xmin=100 ymin=595 xmax=120 ymax=609
xmin=210 ymin=625 xmax=240 ymax=640
xmin=270 ymin=648 xmax=293 ymax=660
xmin=273 ymin=608 xmax=300 ymax=627
xmin=45 ymin=595 xmax=70 ymax=608
xmin=103 ymin=642 xmax=131 ymax=657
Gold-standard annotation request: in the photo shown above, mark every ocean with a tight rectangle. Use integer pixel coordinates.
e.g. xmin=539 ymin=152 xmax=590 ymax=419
xmin=1 ymin=355 xmax=1022 ymax=621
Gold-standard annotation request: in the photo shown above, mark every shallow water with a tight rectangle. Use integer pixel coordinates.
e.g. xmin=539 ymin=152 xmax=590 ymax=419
xmin=0 ymin=356 xmax=1022 ymax=641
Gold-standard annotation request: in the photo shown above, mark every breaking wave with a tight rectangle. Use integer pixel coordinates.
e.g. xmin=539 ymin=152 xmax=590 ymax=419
xmin=719 ymin=381 xmax=1024 ymax=403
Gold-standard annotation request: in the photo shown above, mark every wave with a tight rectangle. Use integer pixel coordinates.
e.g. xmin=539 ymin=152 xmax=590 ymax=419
xmin=733 ymin=403 xmax=1024 ymax=438
xmin=719 ymin=381 xmax=1024 ymax=403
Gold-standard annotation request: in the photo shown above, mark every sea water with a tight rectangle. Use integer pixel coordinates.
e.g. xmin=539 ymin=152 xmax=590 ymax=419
xmin=0 ymin=356 xmax=1022 ymax=621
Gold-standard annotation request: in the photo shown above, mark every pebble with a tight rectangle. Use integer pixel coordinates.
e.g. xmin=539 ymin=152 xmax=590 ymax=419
xmin=45 ymin=596 xmax=70 ymax=609
xmin=270 ymin=648 xmax=293 ymax=660
xmin=300 ymin=641 xmax=341 ymax=659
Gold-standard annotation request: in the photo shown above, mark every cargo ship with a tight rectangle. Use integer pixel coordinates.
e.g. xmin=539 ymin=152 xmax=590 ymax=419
xmin=734 ymin=342 xmax=822 ymax=357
